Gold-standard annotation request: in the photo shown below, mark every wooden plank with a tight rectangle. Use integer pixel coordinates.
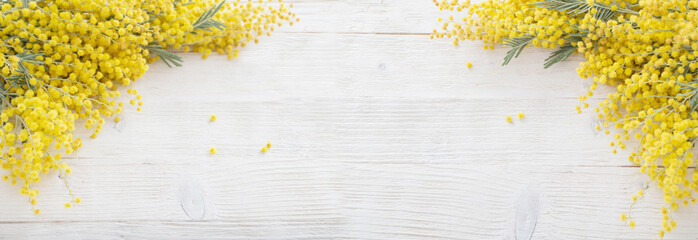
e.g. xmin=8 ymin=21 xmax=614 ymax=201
xmin=0 ymin=163 xmax=695 ymax=239
xmin=280 ymin=0 xmax=443 ymax=34
xmin=0 ymin=97 xmax=690 ymax=239
xmin=141 ymin=33 xmax=595 ymax=100
xmin=46 ymin=98 xmax=617 ymax=166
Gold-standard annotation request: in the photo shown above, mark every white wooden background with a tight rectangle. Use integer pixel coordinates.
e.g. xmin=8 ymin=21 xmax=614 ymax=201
xmin=1 ymin=0 xmax=697 ymax=239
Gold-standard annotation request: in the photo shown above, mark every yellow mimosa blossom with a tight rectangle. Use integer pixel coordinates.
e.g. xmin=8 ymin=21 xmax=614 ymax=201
xmin=434 ymin=0 xmax=697 ymax=238
xmin=0 ymin=0 xmax=296 ymax=212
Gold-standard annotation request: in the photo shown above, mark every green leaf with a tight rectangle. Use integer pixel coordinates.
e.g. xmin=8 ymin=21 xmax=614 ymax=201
xmin=501 ymin=34 xmax=536 ymax=66
xmin=2 ymin=52 xmax=44 ymax=90
xmin=544 ymin=44 xmax=576 ymax=69
xmin=15 ymin=52 xmax=44 ymax=65
xmin=690 ymin=92 xmax=698 ymax=113
xmin=593 ymin=6 xmax=615 ymax=21
xmin=530 ymin=0 xmax=638 ymax=20
xmin=192 ymin=1 xmax=227 ymax=32
xmin=530 ymin=0 xmax=592 ymax=16
xmin=4 ymin=75 xmax=22 ymax=82
xmin=143 ymin=43 xmax=183 ymax=67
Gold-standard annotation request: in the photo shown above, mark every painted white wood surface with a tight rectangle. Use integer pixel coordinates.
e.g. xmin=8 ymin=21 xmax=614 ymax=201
xmin=1 ymin=0 xmax=696 ymax=239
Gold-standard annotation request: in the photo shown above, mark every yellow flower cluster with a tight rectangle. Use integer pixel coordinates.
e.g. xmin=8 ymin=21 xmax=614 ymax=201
xmin=434 ymin=0 xmax=697 ymax=238
xmin=0 ymin=0 xmax=295 ymax=213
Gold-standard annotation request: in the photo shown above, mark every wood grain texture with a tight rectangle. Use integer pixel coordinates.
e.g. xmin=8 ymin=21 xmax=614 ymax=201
xmin=1 ymin=0 xmax=696 ymax=239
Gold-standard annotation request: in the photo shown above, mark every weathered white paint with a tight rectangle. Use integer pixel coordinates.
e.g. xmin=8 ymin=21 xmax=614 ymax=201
xmin=0 ymin=0 xmax=696 ymax=239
